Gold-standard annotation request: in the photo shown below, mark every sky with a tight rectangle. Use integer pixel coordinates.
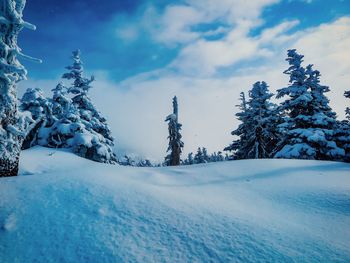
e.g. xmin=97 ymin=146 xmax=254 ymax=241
xmin=19 ymin=0 xmax=350 ymax=161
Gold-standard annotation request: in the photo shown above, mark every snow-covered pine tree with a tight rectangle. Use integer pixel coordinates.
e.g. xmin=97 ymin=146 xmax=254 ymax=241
xmin=345 ymin=90 xmax=350 ymax=121
xmin=183 ymin=152 xmax=194 ymax=165
xmin=121 ymin=155 xmax=135 ymax=166
xmin=193 ymin=147 xmax=206 ymax=164
xmin=137 ymin=159 xmax=152 ymax=167
xmin=224 ymin=92 xmax=251 ymax=159
xmin=0 ymin=0 xmax=40 ymax=176
xmin=210 ymin=151 xmax=224 ymax=162
xmin=51 ymin=82 xmax=70 ymax=118
xmin=164 ymin=96 xmax=184 ymax=166
xmin=275 ymin=50 xmax=344 ymax=160
xmin=247 ymin=81 xmax=279 ymax=158
xmin=202 ymin=147 xmax=209 ymax=162
xmin=62 ymin=50 xmax=117 ymax=164
xmin=334 ymin=90 xmax=350 ymax=162
xmin=43 ymin=103 xmax=81 ymax=148
xmin=20 ymin=87 xmax=53 ymax=149
xmin=217 ymin=151 xmax=225 ymax=162
xmin=225 ymin=82 xmax=279 ymax=159
xmin=20 ymin=88 xmax=49 ymax=120
xmin=335 ymin=120 xmax=350 ymax=163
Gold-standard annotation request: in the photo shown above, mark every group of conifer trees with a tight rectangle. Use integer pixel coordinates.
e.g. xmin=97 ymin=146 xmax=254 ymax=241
xmin=1 ymin=1 xmax=349 ymax=177
xmin=166 ymin=49 xmax=350 ymax=166
xmin=20 ymin=50 xmax=117 ymax=164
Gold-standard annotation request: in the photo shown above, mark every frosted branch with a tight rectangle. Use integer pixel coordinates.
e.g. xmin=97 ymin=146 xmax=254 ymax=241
xmin=22 ymin=21 xmax=36 ymax=30
xmin=16 ymin=50 xmax=42 ymax=63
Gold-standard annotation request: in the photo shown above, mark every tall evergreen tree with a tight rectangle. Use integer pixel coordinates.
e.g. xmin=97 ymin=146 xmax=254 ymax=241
xmin=209 ymin=151 xmax=224 ymax=162
xmin=64 ymin=51 xmax=115 ymax=145
xmin=225 ymin=82 xmax=278 ymax=159
xmin=193 ymin=147 xmax=204 ymax=164
xmin=334 ymin=90 xmax=350 ymax=162
xmin=183 ymin=152 xmax=194 ymax=165
xmin=246 ymin=81 xmax=279 ymax=158
xmin=0 ymin=1 xmax=40 ymax=176
xmin=345 ymin=90 xmax=350 ymax=121
xmin=275 ymin=49 xmax=344 ymax=160
xmin=164 ymin=96 xmax=184 ymax=166
xmin=224 ymin=92 xmax=250 ymax=159
xmin=23 ymin=51 xmax=117 ymax=164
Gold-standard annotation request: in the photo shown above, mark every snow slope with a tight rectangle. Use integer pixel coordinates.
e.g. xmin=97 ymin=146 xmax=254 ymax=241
xmin=1 ymin=147 xmax=350 ymax=262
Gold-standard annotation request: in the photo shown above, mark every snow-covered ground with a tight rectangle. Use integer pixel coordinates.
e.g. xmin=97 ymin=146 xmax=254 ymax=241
xmin=1 ymin=147 xmax=350 ymax=262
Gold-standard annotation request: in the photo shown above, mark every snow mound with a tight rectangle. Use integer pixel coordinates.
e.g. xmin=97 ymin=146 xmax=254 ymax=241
xmin=1 ymin=147 xmax=350 ymax=262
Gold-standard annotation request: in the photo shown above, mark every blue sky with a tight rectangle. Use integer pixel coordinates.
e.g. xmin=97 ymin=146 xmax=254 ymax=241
xmin=20 ymin=0 xmax=350 ymax=160
xmin=21 ymin=0 xmax=350 ymax=81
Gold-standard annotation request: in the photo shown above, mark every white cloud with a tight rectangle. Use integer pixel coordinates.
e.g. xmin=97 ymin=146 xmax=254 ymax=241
xmin=169 ymin=19 xmax=299 ymax=76
xmin=115 ymin=0 xmax=280 ymax=46
xmin=115 ymin=24 xmax=139 ymax=42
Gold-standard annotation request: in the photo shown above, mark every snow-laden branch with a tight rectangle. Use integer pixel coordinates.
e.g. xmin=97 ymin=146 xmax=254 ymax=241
xmin=16 ymin=50 xmax=42 ymax=63
xmin=22 ymin=21 xmax=36 ymax=30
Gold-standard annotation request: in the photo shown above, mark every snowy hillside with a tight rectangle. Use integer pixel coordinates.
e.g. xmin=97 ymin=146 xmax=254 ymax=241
xmin=1 ymin=147 xmax=350 ymax=262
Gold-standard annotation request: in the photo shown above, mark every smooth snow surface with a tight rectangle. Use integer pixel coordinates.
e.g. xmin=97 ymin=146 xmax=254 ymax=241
xmin=1 ymin=147 xmax=350 ymax=262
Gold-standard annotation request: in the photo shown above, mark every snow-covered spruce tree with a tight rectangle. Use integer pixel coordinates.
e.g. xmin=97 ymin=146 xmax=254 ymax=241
xmin=183 ymin=152 xmax=194 ymax=165
xmin=224 ymin=92 xmax=251 ymax=159
xmin=225 ymin=83 xmax=279 ymax=159
xmin=247 ymin=81 xmax=280 ymax=158
xmin=51 ymin=82 xmax=70 ymax=118
xmin=209 ymin=151 xmax=224 ymax=162
xmin=335 ymin=120 xmax=350 ymax=162
xmin=334 ymin=90 xmax=350 ymax=162
xmin=0 ymin=0 xmax=40 ymax=177
xmin=61 ymin=50 xmax=116 ymax=164
xmin=120 ymin=155 xmax=136 ymax=166
xmin=164 ymin=96 xmax=184 ymax=166
xmin=275 ymin=49 xmax=344 ymax=160
xmin=345 ymin=90 xmax=350 ymax=120
xmin=20 ymin=87 xmax=54 ymax=149
xmin=42 ymin=103 xmax=81 ymax=148
xmin=193 ymin=147 xmax=206 ymax=164
xmin=137 ymin=159 xmax=152 ymax=167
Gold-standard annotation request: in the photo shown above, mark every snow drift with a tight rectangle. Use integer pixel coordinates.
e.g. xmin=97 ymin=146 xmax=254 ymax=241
xmin=0 ymin=147 xmax=350 ymax=262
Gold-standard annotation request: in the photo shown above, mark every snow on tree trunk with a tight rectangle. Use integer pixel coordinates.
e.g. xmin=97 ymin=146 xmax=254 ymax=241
xmin=164 ymin=96 xmax=184 ymax=166
xmin=0 ymin=0 xmax=39 ymax=177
